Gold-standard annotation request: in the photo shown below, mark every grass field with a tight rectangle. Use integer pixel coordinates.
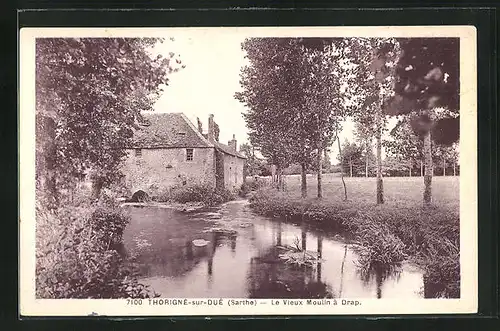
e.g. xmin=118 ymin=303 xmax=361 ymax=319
xmin=269 ymin=174 xmax=459 ymax=212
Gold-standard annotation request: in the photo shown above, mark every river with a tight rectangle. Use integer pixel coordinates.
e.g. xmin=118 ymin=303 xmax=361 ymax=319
xmin=122 ymin=199 xmax=424 ymax=299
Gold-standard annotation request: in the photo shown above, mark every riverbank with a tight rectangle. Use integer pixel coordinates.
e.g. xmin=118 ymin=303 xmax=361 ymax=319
xmin=248 ymin=188 xmax=460 ymax=298
xmin=35 ymin=191 xmax=158 ymax=299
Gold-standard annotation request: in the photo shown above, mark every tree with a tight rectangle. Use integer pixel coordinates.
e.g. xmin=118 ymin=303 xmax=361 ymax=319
xmin=433 ymin=142 xmax=460 ymax=176
xmin=298 ymin=39 xmax=343 ymax=198
xmin=343 ymin=38 xmax=402 ymax=204
xmin=236 ymin=38 xmax=343 ymax=197
xmin=239 ymin=142 xmax=265 ymax=177
xmin=448 ymin=143 xmax=460 ymax=176
xmin=322 ymin=148 xmax=332 ymax=173
xmin=235 ymin=39 xmax=296 ymax=190
xmin=389 ymin=38 xmax=460 ymax=205
xmin=354 ymin=122 xmax=375 ymax=177
xmin=337 ymin=139 xmax=364 ymax=177
xmin=383 ymin=156 xmax=410 ymax=177
xmin=361 ymin=147 xmax=377 ymax=177
xmin=384 ymin=120 xmax=423 ymax=177
xmin=36 ymin=38 xmax=180 ymax=200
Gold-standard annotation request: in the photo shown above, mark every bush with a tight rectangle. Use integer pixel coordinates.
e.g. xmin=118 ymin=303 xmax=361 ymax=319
xmin=153 ymin=189 xmax=171 ymax=203
xmin=238 ymin=183 xmax=251 ymax=197
xmin=170 ymin=183 xmax=235 ymax=206
xmin=245 ymin=177 xmax=269 ymax=191
xmin=36 ymin=192 xmax=156 ymax=299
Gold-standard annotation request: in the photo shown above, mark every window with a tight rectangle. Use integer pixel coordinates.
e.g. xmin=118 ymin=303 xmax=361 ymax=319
xmin=135 ymin=149 xmax=142 ymax=157
xmin=186 ymin=148 xmax=194 ymax=161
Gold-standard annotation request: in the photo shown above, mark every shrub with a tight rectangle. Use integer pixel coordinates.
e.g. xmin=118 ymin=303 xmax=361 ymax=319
xmin=170 ymin=183 xmax=235 ymax=206
xmin=36 ymin=192 xmax=156 ymax=299
xmin=245 ymin=177 xmax=269 ymax=191
xmin=238 ymin=183 xmax=251 ymax=197
xmin=153 ymin=189 xmax=171 ymax=203
xmin=170 ymin=183 xmax=212 ymax=203
xmin=205 ymin=187 xmax=236 ymax=206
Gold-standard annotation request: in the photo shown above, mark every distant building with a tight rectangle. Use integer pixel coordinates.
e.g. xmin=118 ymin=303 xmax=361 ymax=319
xmin=121 ymin=112 xmax=246 ymax=197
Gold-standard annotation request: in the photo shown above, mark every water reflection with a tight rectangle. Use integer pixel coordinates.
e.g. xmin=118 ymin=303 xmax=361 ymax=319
xmin=247 ymin=221 xmax=334 ymax=299
xmin=122 ymin=200 xmax=424 ymax=299
xmin=338 ymin=244 xmax=347 ymax=297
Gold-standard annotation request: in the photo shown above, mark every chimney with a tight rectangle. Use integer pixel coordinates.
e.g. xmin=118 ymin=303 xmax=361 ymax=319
xmin=207 ymin=114 xmax=215 ymax=142
xmin=228 ymin=134 xmax=237 ymax=151
xmin=196 ymin=117 xmax=203 ymax=134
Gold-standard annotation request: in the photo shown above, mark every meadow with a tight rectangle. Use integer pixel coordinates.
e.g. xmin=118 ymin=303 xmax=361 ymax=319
xmin=281 ymin=174 xmax=459 ymax=211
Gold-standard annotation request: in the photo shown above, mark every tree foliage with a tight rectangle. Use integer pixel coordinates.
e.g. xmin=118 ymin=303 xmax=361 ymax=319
xmin=341 ymin=38 xmax=402 ymax=203
xmin=389 ymin=38 xmax=460 ymax=145
xmin=235 ymin=38 xmax=344 ymax=196
xmin=337 ymin=140 xmax=364 ymax=176
xmin=36 ymin=38 xmax=180 ymax=195
xmin=384 ymin=120 xmax=423 ymax=167
xmin=239 ymin=142 xmax=266 ymax=176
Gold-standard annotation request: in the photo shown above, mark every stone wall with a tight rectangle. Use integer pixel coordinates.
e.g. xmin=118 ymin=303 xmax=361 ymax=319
xmin=215 ymin=150 xmax=225 ymax=190
xmin=221 ymin=154 xmax=245 ymax=191
xmin=121 ymin=147 xmax=216 ymax=196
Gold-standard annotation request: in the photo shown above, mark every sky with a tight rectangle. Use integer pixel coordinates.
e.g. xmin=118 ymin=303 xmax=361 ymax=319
xmin=150 ymin=33 xmax=396 ymax=163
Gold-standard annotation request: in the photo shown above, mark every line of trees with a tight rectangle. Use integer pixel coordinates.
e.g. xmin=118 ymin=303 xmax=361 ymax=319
xmin=338 ymin=137 xmax=459 ymax=178
xmin=236 ymin=37 xmax=459 ymax=206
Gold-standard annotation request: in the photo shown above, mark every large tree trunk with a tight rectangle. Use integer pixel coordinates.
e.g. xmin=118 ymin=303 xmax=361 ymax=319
xmin=443 ymin=157 xmax=446 ymax=176
xmin=336 ymin=132 xmax=348 ymax=201
xmin=349 ymin=158 xmax=353 ymax=178
xmin=420 ymin=160 xmax=424 ymax=177
xmin=301 ymin=163 xmax=307 ymax=198
xmin=453 ymin=162 xmax=456 ymax=176
xmin=409 ymin=166 xmax=412 ymax=177
xmin=37 ymin=115 xmax=59 ymax=206
xmin=376 ymin=121 xmax=384 ymax=204
xmin=317 ymin=146 xmax=322 ymax=199
xmin=91 ymin=177 xmax=105 ymax=200
xmin=375 ymin=269 xmax=383 ymax=299
xmin=423 ymin=130 xmax=433 ymax=205
xmin=44 ymin=169 xmax=58 ymax=206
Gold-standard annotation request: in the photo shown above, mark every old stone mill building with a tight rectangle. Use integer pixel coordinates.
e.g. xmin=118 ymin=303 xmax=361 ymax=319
xmin=121 ymin=112 xmax=246 ymax=197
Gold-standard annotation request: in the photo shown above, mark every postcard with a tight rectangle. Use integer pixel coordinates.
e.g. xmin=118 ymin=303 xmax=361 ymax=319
xmin=19 ymin=25 xmax=477 ymax=316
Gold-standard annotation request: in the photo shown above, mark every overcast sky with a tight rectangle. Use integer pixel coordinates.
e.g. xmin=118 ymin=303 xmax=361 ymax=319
xmin=150 ymin=34 xmax=394 ymax=163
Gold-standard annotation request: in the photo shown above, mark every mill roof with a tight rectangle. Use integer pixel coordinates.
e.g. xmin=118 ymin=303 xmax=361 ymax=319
xmin=130 ymin=113 xmax=213 ymax=148
xmin=214 ymin=141 xmax=246 ymax=159
xmin=129 ymin=113 xmax=246 ymax=159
